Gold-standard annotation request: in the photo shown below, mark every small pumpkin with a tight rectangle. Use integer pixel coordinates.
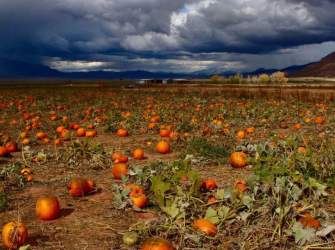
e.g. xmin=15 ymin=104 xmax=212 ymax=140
xmin=201 ymin=179 xmax=217 ymax=191
xmin=85 ymin=129 xmax=97 ymax=137
xmin=0 ymin=146 xmax=8 ymax=157
xmin=68 ymin=177 xmax=94 ymax=197
xmin=298 ymin=212 xmax=321 ymax=229
xmin=131 ymin=193 xmax=148 ymax=209
xmin=234 ymin=180 xmax=247 ymax=193
xmin=36 ymin=131 xmax=47 ymax=140
xmin=230 ymin=152 xmax=247 ymax=168
xmin=193 ymin=219 xmax=217 ymax=236
xmin=140 ymin=237 xmax=174 ymax=250
xmin=5 ymin=142 xmax=18 ymax=153
xmin=133 ymin=148 xmax=145 ymax=160
xmin=116 ymin=128 xmax=128 ymax=137
xmin=156 ymin=141 xmax=170 ymax=154
xmin=76 ymin=127 xmax=86 ymax=137
xmin=112 ymin=152 xmax=128 ymax=163
xmin=124 ymin=183 xmax=145 ymax=197
xmin=112 ymin=163 xmax=128 ymax=179
xmin=159 ymin=129 xmax=171 ymax=138
xmin=236 ymin=130 xmax=246 ymax=140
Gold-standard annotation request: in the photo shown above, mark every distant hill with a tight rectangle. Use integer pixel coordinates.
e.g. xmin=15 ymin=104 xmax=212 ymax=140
xmin=0 ymin=56 xmax=330 ymax=80
xmin=0 ymin=58 xmax=197 ymax=80
xmin=0 ymin=58 xmax=61 ymax=78
xmin=292 ymin=52 xmax=335 ymax=77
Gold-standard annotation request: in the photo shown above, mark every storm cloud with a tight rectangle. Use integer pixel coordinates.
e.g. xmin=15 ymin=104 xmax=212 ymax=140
xmin=1 ymin=0 xmax=335 ymax=72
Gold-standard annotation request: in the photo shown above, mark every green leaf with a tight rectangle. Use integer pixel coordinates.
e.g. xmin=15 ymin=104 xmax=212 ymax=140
xmin=290 ymin=184 xmax=302 ymax=201
xmin=217 ymin=206 xmax=231 ymax=220
xmin=216 ymin=189 xmax=225 ymax=200
xmin=308 ymin=177 xmax=328 ymax=196
xmin=242 ymin=195 xmax=253 ymax=209
xmin=205 ymin=207 xmax=219 ymax=224
xmin=162 ymin=200 xmax=181 ymax=219
xmin=292 ymin=222 xmax=316 ymax=245
xmin=150 ymin=176 xmax=171 ymax=206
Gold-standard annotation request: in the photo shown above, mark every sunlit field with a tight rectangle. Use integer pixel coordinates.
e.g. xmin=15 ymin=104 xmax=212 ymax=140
xmin=1 ymin=83 xmax=335 ymax=249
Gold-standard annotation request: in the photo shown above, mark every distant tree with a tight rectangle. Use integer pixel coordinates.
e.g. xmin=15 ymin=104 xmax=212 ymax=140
xmin=258 ymin=73 xmax=270 ymax=84
xmin=251 ymin=75 xmax=259 ymax=84
xmin=210 ymin=75 xmax=224 ymax=83
xmin=271 ymin=71 xmax=288 ymax=84
xmin=229 ymin=73 xmax=244 ymax=84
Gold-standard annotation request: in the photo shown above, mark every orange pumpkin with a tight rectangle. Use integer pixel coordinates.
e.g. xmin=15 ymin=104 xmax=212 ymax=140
xmin=56 ymin=126 xmax=65 ymax=134
xmin=147 ymin=122 xmax=156 ymax=129
xmin=236 ymin=130 xmax=246 ymax=140
xmin=112 ymin=152 xmax=128 ymax=163
xmin=124 ymin=184 xmax=145 ymax=197
xmin=0 ymin=146 xmax=8 ymax=157
xmin=70 ymin=123 xmax=80 ymax=130
xmin=245 ymin=127 xmax=255 ymax=134
xmin=201 ymin=179 xmax=217 ymax=191
xmin=293 ymin=123 xmax=302 ymax=130
xmin=150 ymin=115 xmax=160 ymax=123
xmin=2 ymin=222 xmax=28 ymax=249
xmin=230 ymin=152 xmax=247 ymax=168
xmin=112 ymin=163 xmax=128 ymax=179
xmin=159 ymin=129 xmax=171 ymax=138
xmin=68 ymin=177 xmax=94 ymax=197
xmin=131 ymin=193 xmax=148 ymax=208
xmin=85 ymin=130 xmax=97 ymax=137
xmin=36 ymin=131 xmax=47 ymax=140
xmin=234 ymin=180 xmax=247 ymax=193
xmin=193 ymin=219 xmax=217 ymax=236
xmin=26 ymin=175 xmax=33 ymax=182
xmin=54 ymin=138 xmax=62 ymax=146
xmin=36 ymin=196 xmax=60 ymax=220
xmin=314 ymin=116 xmax=325 ymax=124
xmin=21 ymin=138 xmax=30 ymax=145
xmin=133 ymin=148 xmax=145 ymax=160
xmin=140 ymin=237 xmax=174 ymax=250
xmin=5 ymin=142 xmax=18 ymax=153
xmin=298 ymin=212 xmax=321 ymax=229
xmin=297 ymin=146 xmax=307 ymax=154
xmin=42 ymin=138 xmax=50 ymax=144
xmin=116 ymin=128 xmax=128 ymax=137
xmin=207 ymin=195 xmax=217 ymax=204
xmin=76 ymin=127 xmax=86 ymax=137
xmin=156 ymin=141 xmax=170 ymax=154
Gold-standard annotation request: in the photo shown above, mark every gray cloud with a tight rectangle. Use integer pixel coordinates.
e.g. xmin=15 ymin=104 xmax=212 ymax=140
xmin=1 ymin=0 xmax=335 ymax=72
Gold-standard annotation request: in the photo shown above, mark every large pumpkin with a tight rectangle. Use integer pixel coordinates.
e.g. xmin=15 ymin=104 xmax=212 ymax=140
xmin=2 ymin=222 xmax=28 ymax=249
xmin=36 ymin=196 xmax=60 ymax=220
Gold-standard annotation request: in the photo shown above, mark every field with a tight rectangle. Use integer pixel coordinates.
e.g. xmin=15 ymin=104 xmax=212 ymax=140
xmin=1 ymin=84 xmax=335 ymax=250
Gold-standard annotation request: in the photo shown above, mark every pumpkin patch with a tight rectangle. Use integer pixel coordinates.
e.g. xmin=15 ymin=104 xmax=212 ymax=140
xmin=0 ymin=85 xmax=334 ymax=249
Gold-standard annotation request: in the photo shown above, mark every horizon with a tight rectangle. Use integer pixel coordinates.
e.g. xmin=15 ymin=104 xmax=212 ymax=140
xmin=1 ymin=0 xmax=335 ymax=74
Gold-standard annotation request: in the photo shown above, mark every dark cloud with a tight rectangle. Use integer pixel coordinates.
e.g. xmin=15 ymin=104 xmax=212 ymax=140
xmin=1 ymin=0 xmax=335 ymax=72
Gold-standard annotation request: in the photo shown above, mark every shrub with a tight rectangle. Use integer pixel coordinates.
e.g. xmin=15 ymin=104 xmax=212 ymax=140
xmin=271 ymin=71 xmax=288 ymax=84
xmin=210 ymin=75 xmax=224 ymax=83
xmin=229 ymin=73 xmax=244 ymax=84
xmin=258 ymin=73 xmax=270 ymax=84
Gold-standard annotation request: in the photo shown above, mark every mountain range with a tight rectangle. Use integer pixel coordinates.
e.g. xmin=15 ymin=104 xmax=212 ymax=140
xmin=0 ymin=52 xmax=334 ymax=79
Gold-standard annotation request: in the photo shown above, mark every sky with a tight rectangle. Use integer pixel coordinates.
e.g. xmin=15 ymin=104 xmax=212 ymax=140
xmin=1 ymin=0 xmax=335 ymax=73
